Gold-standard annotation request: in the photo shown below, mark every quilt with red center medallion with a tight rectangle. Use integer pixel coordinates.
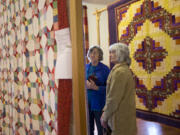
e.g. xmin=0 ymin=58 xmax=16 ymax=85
xmin=108 ymin=0 xmax=180 ymax=126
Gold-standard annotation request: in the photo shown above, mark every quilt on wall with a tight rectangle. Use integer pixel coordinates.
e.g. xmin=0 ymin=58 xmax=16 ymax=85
xmin=108 ymin=0 xmax=180 ymax=126
xmin=83 ymin=5 xmax=89 ymax=63
xmin=0 ymin=0 xmax=60 ymax=134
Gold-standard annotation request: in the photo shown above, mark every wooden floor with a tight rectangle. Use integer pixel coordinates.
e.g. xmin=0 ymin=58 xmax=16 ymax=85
xmin=94 ymin=118 xmax=180 ymax=135
xmin=137 ymin=118 xmax=180 ymax=135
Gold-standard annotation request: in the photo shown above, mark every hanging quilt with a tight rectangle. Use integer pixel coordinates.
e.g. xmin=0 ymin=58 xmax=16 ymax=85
xmin=108 ymin=0 xmax=180 ymax=127
xmin=0 ymin=0 xmax=60 ymax=134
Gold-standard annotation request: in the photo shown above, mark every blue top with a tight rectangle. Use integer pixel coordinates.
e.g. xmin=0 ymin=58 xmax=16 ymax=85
xmin=86 ymin=62 xmax=110 ymax=111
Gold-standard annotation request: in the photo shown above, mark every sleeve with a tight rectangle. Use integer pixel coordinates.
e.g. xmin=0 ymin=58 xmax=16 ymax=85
xmin=103 ymin=68 xmax=127 ymax=121
xmin=97 ymin=66 xmax=110 ymax=94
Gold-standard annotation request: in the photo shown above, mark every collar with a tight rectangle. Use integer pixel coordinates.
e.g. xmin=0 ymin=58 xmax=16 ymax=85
xmin=87 ymin=62 xmax=105 ymax=71
xmin=112 ymin=62 xmax=128 ymax=71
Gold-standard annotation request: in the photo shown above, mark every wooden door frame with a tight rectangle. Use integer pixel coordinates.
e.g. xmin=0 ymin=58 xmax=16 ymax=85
xmin=70 ymin=0 xmax=88 ymax=135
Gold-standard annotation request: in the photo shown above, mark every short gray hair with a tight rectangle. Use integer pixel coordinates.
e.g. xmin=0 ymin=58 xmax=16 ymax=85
xmin=87 ymin=45 xmax=103 ymax=61
xmin=109 ymin=42 xmax=131 ymax=66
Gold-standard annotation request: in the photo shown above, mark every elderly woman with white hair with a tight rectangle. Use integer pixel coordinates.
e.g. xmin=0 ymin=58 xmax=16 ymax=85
xmin=100 ymin=42 xmax=137 ymax=135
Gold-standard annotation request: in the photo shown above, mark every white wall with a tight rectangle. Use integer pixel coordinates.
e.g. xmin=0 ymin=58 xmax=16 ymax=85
xmin=83 ymin=2 xmax=110 ymax=67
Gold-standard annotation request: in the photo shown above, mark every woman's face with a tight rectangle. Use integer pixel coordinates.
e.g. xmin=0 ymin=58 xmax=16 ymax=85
xmin=89 ymin=48 xmax=99 ymax=63
xmin=110 ymin=50 xmax=118 ymax=64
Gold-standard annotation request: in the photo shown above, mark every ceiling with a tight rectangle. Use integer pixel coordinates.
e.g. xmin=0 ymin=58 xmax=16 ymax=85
xmin=82 ymin=0 xmax=116 ymax=5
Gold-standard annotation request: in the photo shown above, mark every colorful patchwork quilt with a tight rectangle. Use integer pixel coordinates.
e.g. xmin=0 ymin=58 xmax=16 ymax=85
xmin=108 ymin=0 xmax=180 ymax=122
xmin=0 ymin=0 xmax=59 ymax=134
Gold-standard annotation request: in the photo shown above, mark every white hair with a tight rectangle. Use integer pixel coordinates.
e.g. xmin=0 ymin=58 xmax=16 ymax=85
xmin=109 ymin=42 xmax=131 ymax=66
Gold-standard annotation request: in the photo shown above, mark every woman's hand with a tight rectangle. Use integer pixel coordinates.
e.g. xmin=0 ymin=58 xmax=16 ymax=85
xmin=100 ymin=113 xmax=107 ymax=128
xmin=86 ymin=80 xmax=98 ymax=90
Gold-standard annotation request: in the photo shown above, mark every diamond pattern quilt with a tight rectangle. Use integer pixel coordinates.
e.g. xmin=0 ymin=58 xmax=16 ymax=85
xmin=108 ymin=0 xmax=180 ymax=121
xmin=0 ymin=0 xmax=59 ymax=134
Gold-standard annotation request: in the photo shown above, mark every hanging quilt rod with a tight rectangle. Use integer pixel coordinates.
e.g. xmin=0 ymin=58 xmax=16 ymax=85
xmin=93 ymin=7 xmax=107 ymax=15
xmin=93 ymin=7 xmax=107 ymax=45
